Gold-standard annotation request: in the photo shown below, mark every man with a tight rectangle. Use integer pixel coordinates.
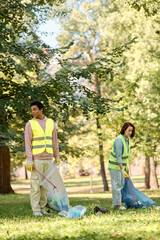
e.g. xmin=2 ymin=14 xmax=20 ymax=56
xmin=25 ymin=100 xmax=60 ymax=216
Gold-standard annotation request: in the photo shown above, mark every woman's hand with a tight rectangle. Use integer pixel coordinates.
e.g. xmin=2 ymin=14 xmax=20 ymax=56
xmin=121 ymin=168 xmax=130 ymax=179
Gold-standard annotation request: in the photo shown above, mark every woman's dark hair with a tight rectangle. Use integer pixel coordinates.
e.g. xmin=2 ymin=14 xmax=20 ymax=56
xmin=120 ymin=122 xmax=135 ymax=138
xmin=30 ymin=101 xmax=44 ymax=112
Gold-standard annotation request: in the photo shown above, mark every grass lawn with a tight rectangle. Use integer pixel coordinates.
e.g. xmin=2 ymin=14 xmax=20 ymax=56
xmin=0 ymin=177 xmax=160 ymax=240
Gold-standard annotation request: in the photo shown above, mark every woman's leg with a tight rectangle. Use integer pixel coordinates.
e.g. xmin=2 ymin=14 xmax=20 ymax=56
xmin=110 ymin=169 xmax=125 ymax=208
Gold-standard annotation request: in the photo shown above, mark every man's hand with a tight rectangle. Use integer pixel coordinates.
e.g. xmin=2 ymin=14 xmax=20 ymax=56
xmin=26 ymin=164 xmax=33 ymax=172
xmin=121 ymin=168 xmax=130 ymax=179
xmin=55 ymin=158 xmax=60 ymax=166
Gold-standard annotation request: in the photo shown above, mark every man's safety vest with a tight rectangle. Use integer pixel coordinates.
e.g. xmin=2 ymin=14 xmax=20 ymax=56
xmin=108 ymin=134 xmax=130 ymax=170
xmin=29 ymin=118 xmax=54 ymax=155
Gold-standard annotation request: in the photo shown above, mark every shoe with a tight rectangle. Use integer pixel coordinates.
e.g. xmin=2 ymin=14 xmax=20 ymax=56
xmin=118 ymin=206 xmax=126 ymax=210
xmin=41 ymin=210 xmax=49 ymax=215
xmin=58 ymin=211 xmax=68 ymax=217
xmin=41 ymin=210 xmax=52 ymax=215
xmin=33 ymin=211 xmax=43 ymax=216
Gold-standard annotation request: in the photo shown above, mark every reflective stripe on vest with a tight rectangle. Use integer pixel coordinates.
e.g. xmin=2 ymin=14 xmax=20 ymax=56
xmin=29 ymin=118 xmax=54 ymax=155
xmin=110 ymin=152 xmax=128 ymax=160
xmin=32 ymin=137 xmax=52 ymax=141
xmin=108 ymin=134 xmax=130 ymax=170
xmin=108 ymin=160 xmax=127 ymax=166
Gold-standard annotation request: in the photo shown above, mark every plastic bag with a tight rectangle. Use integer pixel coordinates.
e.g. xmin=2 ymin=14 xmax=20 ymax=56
xmin=47 ymin=190 xmax=69 ymax=212
xmin=39 ymin=160 xmax=70 ymax=212
xmin=67 ymin=205 xmax=86 ymax=219
xmin=122 ymin=178 xmax=157 ymax=209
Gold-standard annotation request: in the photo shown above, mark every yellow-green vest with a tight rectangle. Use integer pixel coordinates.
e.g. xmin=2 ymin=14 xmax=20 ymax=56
xmin=29 ymin=118 xmax=54 ymax=155
xmin=108 ymin=134 xmax=130 ymax=170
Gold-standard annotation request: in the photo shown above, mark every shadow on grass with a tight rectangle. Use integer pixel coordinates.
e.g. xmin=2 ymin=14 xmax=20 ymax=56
xmin=0 ymin=194 xmax=31 ymax=219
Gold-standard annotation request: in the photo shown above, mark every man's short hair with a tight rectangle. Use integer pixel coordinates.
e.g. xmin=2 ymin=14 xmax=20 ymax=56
xmin=30 ymin=101 xmax=44 ymax=112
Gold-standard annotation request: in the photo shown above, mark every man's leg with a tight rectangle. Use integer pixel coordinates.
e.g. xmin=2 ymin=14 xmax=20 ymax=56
xmin=39 ymin=160 xmax=52 ymax=212
xmin=30 ymin=168 xmax=41 ymax=213
xmin=30 ymin=159 xmax=49 ymax=214
xmin=40 ymin=186 xmax=48 ymax=212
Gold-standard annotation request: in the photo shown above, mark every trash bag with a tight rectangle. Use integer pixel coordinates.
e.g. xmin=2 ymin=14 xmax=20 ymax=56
xmin=39 ymin=160 xmax=70 ymax=212
xmin=122 ymin=178 xmax=157 ymax=209
xmin=67 ymin=205 xmax=86 ymax=219
xmin=57 ymin=206 xmax=87 ymax=219
xmin=47 ymin=190 xmax=69 ymax=212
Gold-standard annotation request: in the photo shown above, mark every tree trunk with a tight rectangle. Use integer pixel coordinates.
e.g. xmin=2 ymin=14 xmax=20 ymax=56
xmin=90 ymin=171 xmax=93 ymax=194
xmin=94 ymin=72 xmax=109 ymax=191
xmin=0 ymin=142 xmax=14 ymax=194
xmin=25 ymin=166 xmax=28 ymax=179
xmin=145 ymin=156 xmax=150 ymax=189
xmin=90 ymin=161 xmax=93 ymax=193
xmin=150 ymin=156 xmax=159 ymax=190
xmin=96 ymin=116 xmax=109 ymax=191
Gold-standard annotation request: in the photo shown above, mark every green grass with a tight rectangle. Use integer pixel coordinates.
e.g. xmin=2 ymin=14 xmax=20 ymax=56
xmin=0 ymin=188 xmax=160 ymax=239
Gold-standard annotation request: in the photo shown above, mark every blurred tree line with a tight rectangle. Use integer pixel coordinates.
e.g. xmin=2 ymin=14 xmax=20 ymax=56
xmin=0 ymin=0 xmax=159 ymax=193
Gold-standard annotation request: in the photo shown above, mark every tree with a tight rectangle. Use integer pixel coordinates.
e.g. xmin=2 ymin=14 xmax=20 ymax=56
xmin=55 ymin=0 xmax=139 ymax=191
xmin=145 ymin=156 xmax=150 ymax=189
xmin=0 ymin=0 xmax=76 ymax=193
xmin=0 ymin=0 xmax=47 ymax=193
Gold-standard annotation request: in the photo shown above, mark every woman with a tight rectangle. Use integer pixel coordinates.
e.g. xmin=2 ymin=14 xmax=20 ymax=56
xmin=108 ymin=122 xmax=135 ymax=210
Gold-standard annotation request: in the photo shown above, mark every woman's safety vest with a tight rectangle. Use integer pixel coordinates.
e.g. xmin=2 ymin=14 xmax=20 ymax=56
xmin=108 ymin=134 xmax=130 ymax=170
xmin=29 ymin=118 xmax=54 ymax=155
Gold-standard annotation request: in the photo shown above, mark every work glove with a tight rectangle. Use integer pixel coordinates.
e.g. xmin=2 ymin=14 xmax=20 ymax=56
xmin=26 ymin=164 xmax=33 ymax=172
xmin=26 ymin=161 xmax=33 ymax=172
xmin=55 ymin=158 xmax=60 ymax=166
xmin=125 ymin=166 xmax=129 ymax=174
xmin=121 ymin=168 xmax=130 ymax=179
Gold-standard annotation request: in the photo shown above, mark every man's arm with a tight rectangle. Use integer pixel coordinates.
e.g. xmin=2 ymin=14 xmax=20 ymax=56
xmin=25 ymin=122 xmax=33 ymax=166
